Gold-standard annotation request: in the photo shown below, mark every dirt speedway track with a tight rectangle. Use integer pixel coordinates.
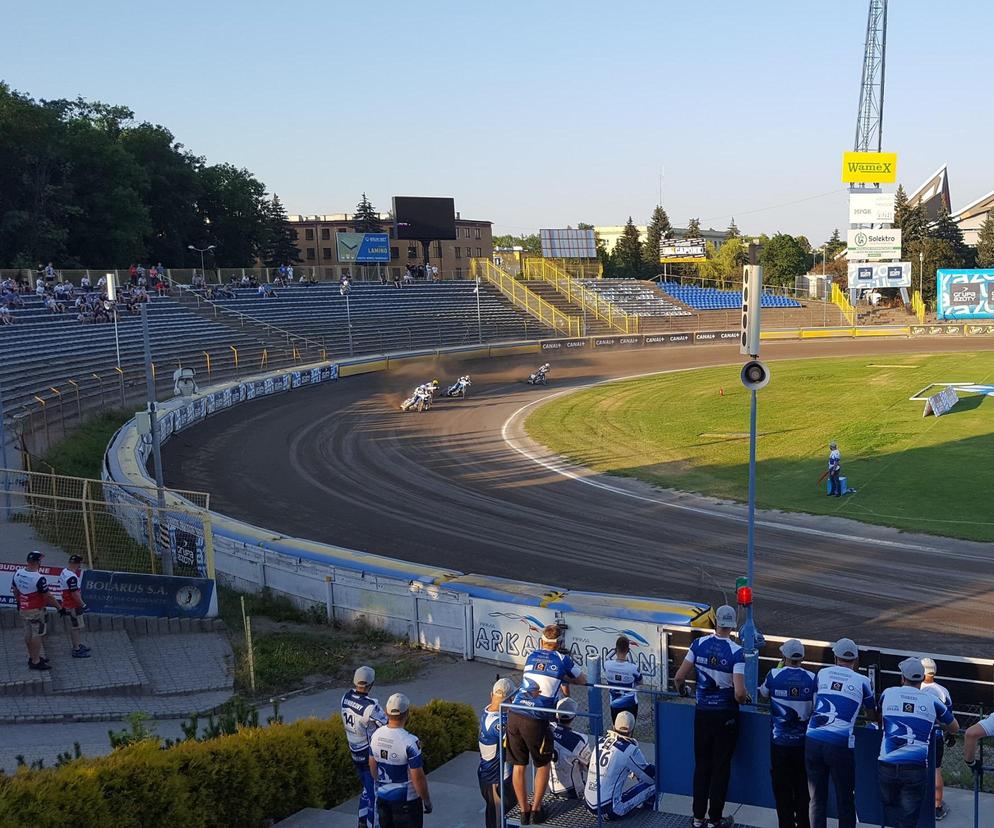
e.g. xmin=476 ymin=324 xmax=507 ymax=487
xmin=163 ymin=338 xmax=994 ymax=655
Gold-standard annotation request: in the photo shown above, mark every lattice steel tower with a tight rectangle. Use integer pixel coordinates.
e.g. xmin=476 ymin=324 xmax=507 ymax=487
xmin=854 ymin=0 xmax=888 ymax=153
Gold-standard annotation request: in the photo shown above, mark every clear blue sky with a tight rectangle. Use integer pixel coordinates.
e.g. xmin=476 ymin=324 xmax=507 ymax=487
xmin=5 ymin=0 xmax=992 ymax=242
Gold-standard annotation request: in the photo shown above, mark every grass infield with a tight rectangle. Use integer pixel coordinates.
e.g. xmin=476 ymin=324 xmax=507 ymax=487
xmin=525 ymin=351 xmax=994 ymax=542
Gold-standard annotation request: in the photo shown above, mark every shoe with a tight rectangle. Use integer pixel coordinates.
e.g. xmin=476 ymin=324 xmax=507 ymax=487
xmin=28 ymin=660 xmax=52 ymax=671
xmin=72 ymin=648 xmax=91 ymax=659
xmin=77 ymin=645 xmax=91 ymax=653
xmin=707 ymin=818 xmax=734 ymax=828
xmin=531 ymin=808 xmax=547 ymax=824
xmin=691 ymin=820 xmax=706 ymax=828
xmin=936 ymin=803 xmax=948 ymax=821
xmin=520 ymin=810 xmax=532 ymax=825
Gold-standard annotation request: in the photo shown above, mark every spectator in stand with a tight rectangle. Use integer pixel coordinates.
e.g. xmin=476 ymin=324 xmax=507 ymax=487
xmin=0 ymin=305 xmax=13 ymax=325
xmin=403 ymin=265 xmax=414 ymax=286
xmin=340 ymin=273 xmax=352 ymax=296
xmin=35 ymin=277 xmax=46 ymax=296
xmin=58 ymin=555 xmax=90 ymax=658
xmin=240 ymin=274 xmax=251 ymax=287
xmin=45 ymin=296 xmax=65 ymax=314
xmin=80 ymin=273 xmax=91 ymax=290
xmin=129 ymin=264 xmax=138 ymax=285
xmin=11 ymin=551 xmax=61 ymax=671
xmin=53 ymin=279 xmax=71 ymax=301
xmin=192 ymin=271 xmax=205 ymax=290
xmin=287 ymin=264 xmax=295 ymax=281
xmin=3 ymin=287 xmax=24 ymax=309
xmin=919 ymin=658 xmax=954 ymax=820
xmin=136 ymin=263 xmax=146 ymax=282
xmin=430 ymin=264 xmax=439 ymax=281
xmin=44 ymin=262 xmax=56 ymax=283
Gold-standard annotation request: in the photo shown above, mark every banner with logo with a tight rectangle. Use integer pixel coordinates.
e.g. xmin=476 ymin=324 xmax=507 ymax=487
xmin=642 ymin=332 xmax=692 ymax=347
xmin=849 ymin=192 xmax=895 ymax=224
xmin=470 ymin=598 xmax=557 ymax=669
xmin=563 ymin=614 xmax=663 ymax=689
xmin=848 ymin=262 xmax=911 ymax=289
xmin=81 ymin=570 xmax=217 ymax=618
xmin=0 ymin=563 xmax=64 ymax=606
xmin=660 ymin=238 xmax=707 ymax=262
xmin=841 ymin=151 xmax=897 ymax=183
xmin=937 ymin=269 xmax=994 ymax=320
xmin=847 ymin=229 xmax=901 ymax=262
xmin=336 ymin=232 xmax=390 ymax=263
xmin=694 ymin=330 xmax=739 ymax=345
xmin=923 ymin=386 xmax=959 ymax=418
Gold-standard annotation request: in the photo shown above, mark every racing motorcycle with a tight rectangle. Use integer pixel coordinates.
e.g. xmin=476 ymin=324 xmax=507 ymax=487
xmin=400 ymin=380 xmax=439 ymax=412
xmin=526 ymin=363 xmax=551 ymax=385
xmin=445 ymin=375 xmax=471 ymax=398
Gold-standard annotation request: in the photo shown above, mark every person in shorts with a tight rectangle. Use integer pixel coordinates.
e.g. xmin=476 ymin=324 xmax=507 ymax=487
xmin=11 ymin=551 xmax=61 ymax=670
xmin=59 ymin=555 xmax=91 ymax=658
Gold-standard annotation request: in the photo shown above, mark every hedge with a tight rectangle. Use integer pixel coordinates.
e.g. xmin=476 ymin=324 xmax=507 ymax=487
xmin=0 ymin=700 xmax=477 ymax=828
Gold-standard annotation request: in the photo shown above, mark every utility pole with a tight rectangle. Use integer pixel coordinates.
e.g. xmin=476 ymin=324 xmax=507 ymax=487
xmin=140 ymin=302 xmax=172 ymax=576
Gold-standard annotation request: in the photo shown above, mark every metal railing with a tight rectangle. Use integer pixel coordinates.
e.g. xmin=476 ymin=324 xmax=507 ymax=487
xmin=522 ymin=258 xmax=638 ymax=334
xmin=832 ymin=281 xmax=857 ymax=325
xmin=912 ymin=289 xmax=927 ymax=323
xmin=471 ymin=259 xmax=580 ymax=338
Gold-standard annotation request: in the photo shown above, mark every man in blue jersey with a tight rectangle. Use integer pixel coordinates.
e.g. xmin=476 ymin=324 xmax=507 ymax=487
xmin=369 ymin=693 xmax=432 ymax=828
xmin=506 ymin=623 xmax=587 ymax=825
xmin=673 ymin=605 xmax=749 ymax=828
xmin=878 ymin=658 xmax=958 ymax=828
xmin=479 ymin=677 xmax=517 ymax=828
xmin=603 ymin=635 xmax=643 ymax=726
xmin=342 ymin=666 xmax=388 ymax=828
xmin=759 ymin=639 xmax=816 ymax=828
xmin=805 ymin=638 xmax=875 ymax=828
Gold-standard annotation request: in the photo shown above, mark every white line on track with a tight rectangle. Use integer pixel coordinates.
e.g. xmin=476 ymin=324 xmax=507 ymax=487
xmin=499 ymin=365 xmax=975 ymax=557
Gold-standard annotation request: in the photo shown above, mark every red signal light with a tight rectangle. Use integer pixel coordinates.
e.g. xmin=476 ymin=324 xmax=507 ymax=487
xmin=736 ymin=585 xmax=753 ymax=606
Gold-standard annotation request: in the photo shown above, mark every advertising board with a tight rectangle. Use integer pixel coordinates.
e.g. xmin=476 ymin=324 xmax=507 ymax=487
xmin=539 ymin=229 xmax=597 ymax=259
xmin=336 ymin=232 xmax=390 ymax=263
xmin=847 ymin=262 xmax=911 ymax=289
xmin=660 ymin=238 xmax=706 ymax=262
xmin=936 ymin=269 xmax=994 ymax=320
xmin=846 ymin=229 xmax=901 ymax=262
xmin=470 ymin=598 xmax=557 ymax=669
xmin=0 ymin=563 xmax=63 ymax=606
xmin=848 ymin=192 xmax=895 ymax=224
xmin=841 ymin=151 xmax=898 ymax=183
xmin=81 ymin=570 xmax=217 ymax=618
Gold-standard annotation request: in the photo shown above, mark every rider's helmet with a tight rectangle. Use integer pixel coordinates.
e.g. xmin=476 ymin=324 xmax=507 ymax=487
xmin=432 ymin=379 xmax=440 ymax=387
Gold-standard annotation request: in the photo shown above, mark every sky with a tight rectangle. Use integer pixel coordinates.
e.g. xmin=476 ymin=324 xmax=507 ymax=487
xmin=4 ymin=0 xmax=993 ymax=242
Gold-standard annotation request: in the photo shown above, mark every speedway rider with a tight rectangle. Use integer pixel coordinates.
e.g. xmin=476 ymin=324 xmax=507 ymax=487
xmin=583 ymin=710 xmax=656 ymax=817
xmin=341 ymin=666 xmax=388 ymax=828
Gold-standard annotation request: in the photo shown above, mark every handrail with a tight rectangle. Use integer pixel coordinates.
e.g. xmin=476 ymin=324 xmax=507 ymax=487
xmin=470 ymin=259 xmax=580 ymax=337
xmin=522 ymin=258 xmax=638 ymax=334
xmin=831 ymin=282 xmax=856 ymax=326
xmin=911 ymin=289 xmax=926 ymax=323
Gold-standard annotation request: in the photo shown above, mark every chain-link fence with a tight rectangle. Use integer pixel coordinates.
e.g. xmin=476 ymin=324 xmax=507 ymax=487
xmin=1 ymin=465 xmax=213 ymax=578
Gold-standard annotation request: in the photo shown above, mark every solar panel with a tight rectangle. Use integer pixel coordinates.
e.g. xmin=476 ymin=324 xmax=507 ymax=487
xmin=540 ymin=228 xmax=597 ymax=259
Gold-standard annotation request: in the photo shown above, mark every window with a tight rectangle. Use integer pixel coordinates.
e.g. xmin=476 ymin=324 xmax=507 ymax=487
xmin=389 ymin=227 xmax=395 ymax=238
xmin=321 ymin=229 xmax=330 ymax=240
xmin=455 ymin=247 xmax=462 ymax=259
xmin=433 ymin=242 xmax=442 ymax=257
xmin=337 ymin=227 xmax=349 ymax=233
xmin=475 ymin=227 xmax=481 ymax=239
xmin=464 ymin=227 xmax=471 ymax=238
xmin=322 ymin=248 xmax=332 ymax=260
xmin=306 ymin=247 xmax=315 ymax=260
xmin=305 ymin=229 xmax=314 ymax=240
xmin=455 ymin=267 xmax=463 ymax=279
xmin=390 ymin=246 xmax=399 ymax=260
xmin=476 ymin=248 xmax=482 ymax=258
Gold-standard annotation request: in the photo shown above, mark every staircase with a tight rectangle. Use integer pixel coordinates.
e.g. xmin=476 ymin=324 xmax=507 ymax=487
xmin=522 ymin=281 xmax=615 ymax=336
xmin=522 ymin=259 xmax=640 ymax=334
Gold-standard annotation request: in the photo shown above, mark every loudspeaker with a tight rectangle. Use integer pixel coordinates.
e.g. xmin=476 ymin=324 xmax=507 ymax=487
xmin=740 ymin=359 xmax=771 ymax=392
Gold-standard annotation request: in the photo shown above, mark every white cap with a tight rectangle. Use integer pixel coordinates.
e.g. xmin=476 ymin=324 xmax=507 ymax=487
xmin=614 ymin=711 xmax=635 ymax=735
xmin=556 ymin=697 xmax=578 ymax=721
xmin=780 ymin=639 xmax=805 ymax=659
xmin=920 ymin=657 xmax=937 ymax=676
xmin=353 ymin=666 xmax=375 ymax=688
xmin=492 ymin=678 xmax=516 ymax=698
xmin=715 ymin=605 xmax=737 ymax=629
xmin=899 ymin=657 xmax=925 ymax=682
xmin=832 ymin=638 xmax=859 ymax=660
xmin=385 ymin=693 xmax=410 ymax=715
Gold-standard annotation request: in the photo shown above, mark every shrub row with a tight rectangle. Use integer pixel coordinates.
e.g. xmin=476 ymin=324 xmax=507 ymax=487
xmin=0 ymin=700 xmax=477 ymax=828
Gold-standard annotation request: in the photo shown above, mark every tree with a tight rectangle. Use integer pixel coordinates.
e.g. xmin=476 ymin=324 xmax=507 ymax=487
xmin=353 ymin=193 xmax=382 ymax=233
xmin=642 ymin=205 xmax=671 ymax=272
xmin=685 ymin=218 xmax=702 ymax=238
xmin=492 ymin=233 xmax=541 ymax=254
xmin=611 ymin=217 xmax=644 ymax=278
xmin=759 ymin=233 xmax=809 ymax=287
xmin=975 ymin=212 xmax=994 ymax=268
xmin=931 ymin=205 xmax=971 ymax=265
xmin=262 ymin=194 xmax=301 ymax=267
xmin=893 ymin=184 xmax=926 ymax=254
xmin=907 ymin=237 xmax=957 ymax=305
xmin=696 ymin=238 xmax=746 ymax=287
xmin=197 ymin=163 xmax=270 ymax=267
xmin=725 ymin=218 xmax=740 ymax=240
xmin=824 ymin=228 xmax=845 ymax=258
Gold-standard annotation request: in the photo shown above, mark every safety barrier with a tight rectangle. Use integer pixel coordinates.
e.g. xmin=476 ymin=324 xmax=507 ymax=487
xmin=521 ymin=258 xmax=638 ymax=334
xmin=470 ymin=258 xmax=581 ymax=337
xmin=831 ymin=281 xmax=857 ymax=325
xmin=912 ymin=289 xmax=927 ymax=323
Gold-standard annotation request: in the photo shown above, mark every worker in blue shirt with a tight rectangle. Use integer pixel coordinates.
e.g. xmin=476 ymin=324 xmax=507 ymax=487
xmin=673 ymin=605 xmax=749 ymax=828
xmin=759 ymin=639 xmax=816 ymax=828
xmin=805 ymin=638 xmax=875 ymax=828
xmin=478 ymin=677 xmax=517 ymax=828
xmin=827 ymin=442 xmax=842 ymax=497
xmin=603 ymin=635 xmax=643 ymax=725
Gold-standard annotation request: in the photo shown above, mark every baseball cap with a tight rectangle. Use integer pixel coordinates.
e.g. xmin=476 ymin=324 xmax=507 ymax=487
xmin=780 ymin=639 xmax=805 ymax=659
xmin=920 ymin=657 xmax=937 ymax=676
xmin=830 ymin=442 xmax=838 ymax=450
xmin=492 ymin=678 xmax=516 ymax=698
xmin=715 ymin=605 xmax=737 ymax=629
xmin=614 ymin=711 xmax=635 ymax=735
xmin=353 ymin=666 xmax=375 ymax=688
xmin=899 ymin=657 xmax=925 ymax=682
xmin=26 ymin=551 xmax=44 ymax=562
xmin=68 ymin=554 xmax=83 ymax=564
xmin=556 ymin=697 xmax=578 ymax=721
xmin=385 ymin=693 xmax=410 ymax=715
xmin=832 ymin=638 xmax=859 ymax=660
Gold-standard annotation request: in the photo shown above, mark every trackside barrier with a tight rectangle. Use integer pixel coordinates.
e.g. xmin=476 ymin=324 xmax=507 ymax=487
xmin=103 ymin=338 xmax=994 ymax=707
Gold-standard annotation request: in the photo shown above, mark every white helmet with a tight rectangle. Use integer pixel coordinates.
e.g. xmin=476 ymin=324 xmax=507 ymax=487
xmin=353 ymin=666 xmax=375 ymax=688
xmin=614 ymin=711 xmax=635 ymax=736
xmin=556 ymin=697 xmax=578 ymax=723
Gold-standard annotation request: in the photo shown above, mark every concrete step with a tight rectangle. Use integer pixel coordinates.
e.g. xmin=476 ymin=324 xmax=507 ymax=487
xmin=522 ymin=282 xmax=615 ymax=335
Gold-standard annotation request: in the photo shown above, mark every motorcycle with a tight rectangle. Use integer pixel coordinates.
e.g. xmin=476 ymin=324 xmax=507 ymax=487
xmin=400 ymin=381 xmax=438 ymax=412
xmin=526 ymin=363 xmax=551 ymax=386
xmin=445 ymin=375 xmax=471 ymax=398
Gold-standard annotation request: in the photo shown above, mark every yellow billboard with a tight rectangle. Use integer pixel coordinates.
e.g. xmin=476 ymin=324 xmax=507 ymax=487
xmin=842 ymin=151 xmax=897 ymax=183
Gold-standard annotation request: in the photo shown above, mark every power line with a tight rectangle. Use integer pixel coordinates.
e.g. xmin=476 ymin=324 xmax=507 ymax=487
xmin=699 ymin=188 xmax=848 ymax=225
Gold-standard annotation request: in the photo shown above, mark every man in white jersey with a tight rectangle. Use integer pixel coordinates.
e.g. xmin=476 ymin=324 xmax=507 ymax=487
xmin=550 ymin=697 xmax=591 ymax=798
xmin=583 ymin=711 xmax=655 ymax=818
xmin=919 ymin=657 xmax=954 ymax=821
xmin=878 ymin=658 xmax=958 ymax=828
xmin=369 ymin=693 xmax=431 ymax=827
xmin=827 ymin=442 xmax=842 ymax=497
xmin=805 ymin=638 xmax=875 ymax=828
xmin=603 ymin=635 xmax=643 ymax=726
xmin=342 ymin=666 xmax=388 ymax=828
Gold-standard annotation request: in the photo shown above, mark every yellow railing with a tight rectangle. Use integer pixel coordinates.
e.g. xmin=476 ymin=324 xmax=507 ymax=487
xmin=470 ymin=259 xmax=581 ymax=337
xmin=831 ymin=282 xmax=856 ymax=325
xmin=911 ymin=290 xmax=926 ymax=323
xmin=521 ymin=259 xmax=639 ymax=334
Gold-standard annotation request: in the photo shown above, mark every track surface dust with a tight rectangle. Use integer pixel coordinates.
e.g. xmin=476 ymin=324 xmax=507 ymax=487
xmin=163 ymin=339 xmax=994 ymax=654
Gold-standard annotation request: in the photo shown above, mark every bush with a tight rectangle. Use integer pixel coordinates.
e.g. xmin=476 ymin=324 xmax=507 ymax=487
xmin=0 ymin=701 xmax=477 ymax=827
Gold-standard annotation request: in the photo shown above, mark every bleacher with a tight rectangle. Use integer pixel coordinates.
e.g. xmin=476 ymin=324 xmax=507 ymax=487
xmin=658 ymin=281 xmax=801 ymax=310
xmin=578 ymin=279 xmax=692 ymax=318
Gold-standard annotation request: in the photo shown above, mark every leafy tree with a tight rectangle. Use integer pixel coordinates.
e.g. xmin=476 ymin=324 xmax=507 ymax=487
xmin=642 ymin=205 xmax=671 ymax=271
xmin=197 ymin=163 xmax=270 ymax=267
xmin=697 ymin=237 xmax=747 ymax=286
xmin=975 ymin=212 xmax=994 ymax=268
xmin=725 ymin=218 xmax=740 ymax=240
xmin=759 ymin=233 xmax=809 ymax=287
xmin=824 ymin=228 xmax=845 ymax=258
xmin=685 ymin=218 xmax=702 ymax=238
xmin=493 ymin=233 xmax=541 ymax=253
xmin=262 ymin=194 xmax=301 ymax=267
xmin=353 ymin=193 xmax=382 ymax=233
xmin=611 ymin=217 xmax=644 ymax=278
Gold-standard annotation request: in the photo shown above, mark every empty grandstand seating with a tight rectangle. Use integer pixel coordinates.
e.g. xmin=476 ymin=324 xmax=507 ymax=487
xmin=657 ymin=281 xmax=801 ymax=310
xmin=578 ymin=280 xmax=692 ymax=318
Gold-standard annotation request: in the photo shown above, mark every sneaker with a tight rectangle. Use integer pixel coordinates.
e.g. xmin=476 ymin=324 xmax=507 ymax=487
xmin=78 ymin=645 xmax=91 ymax=653
xmin=936 ymin=803 xmax=948 ymax=821
xmin=28 ymin=660 xmax=52 ymax=671
xmin=520 ymin=810 xmax=532 ymax=825
xmin=531 ymin=808 xmax=547 ymax=824
xmin=707 ymin=818 xmax=734 ymax=828
xmin=72 ymin=648 xmax=91 ymax=659
xmin=691 ymin=820 xmax=706 ymax=828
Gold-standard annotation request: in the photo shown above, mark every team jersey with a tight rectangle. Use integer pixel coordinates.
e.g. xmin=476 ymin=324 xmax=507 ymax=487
xmin=759 ymin=666 xmax=816 ymax=746
xmin=59 ymin=568 xmax=84 ymax=609
xmin=511 ymin=649 xmax=583 ymax=718
xmin=603 ymin=658 xmax=642 ymax=709
xmin=478 ymin=708 xmax=511 ymax=784
xmin=583 ymin=732 xmax=654 ymax=810
xmin=369 ymin=725 xmax=423 ymax=802
xmin=978 ymin=713 xmax=994 ymax=738
xmin=920 ymin=681 xmax=952 ymax=709
xmin=879 ymin=686 xmax=953 ymax=765
xmin=684 ymin=634 xmax=745 ymax=710
xmin=550 ymin=724 xmax=591 ymax=795
xmin=828 ymin=449 xmax=841 ymax=472
xmin=12 ymin=569 xmax=48 ymax=611
xmin=340 ymin=690 xmax=387 ymax=757
xmin=806 ymin=666 xmax=875 ymax=748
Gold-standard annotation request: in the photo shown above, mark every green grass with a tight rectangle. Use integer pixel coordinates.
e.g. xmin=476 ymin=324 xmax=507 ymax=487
xmin=41 ymin=409 xmax=131 ymax=479
xmin=526 ymin=351 xmax=994 ymax=542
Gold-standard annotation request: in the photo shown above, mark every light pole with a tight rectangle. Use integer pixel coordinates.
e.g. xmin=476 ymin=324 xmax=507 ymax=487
xmin=919 ymin=249 xmax=924 ymax=296
xmin=107 ymin=273 xmax=121 ymax=370
xmin=140 ymin=302 xmax=172 ymax=576
xmin=188 ymin=244 xmax=216 ymax=285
